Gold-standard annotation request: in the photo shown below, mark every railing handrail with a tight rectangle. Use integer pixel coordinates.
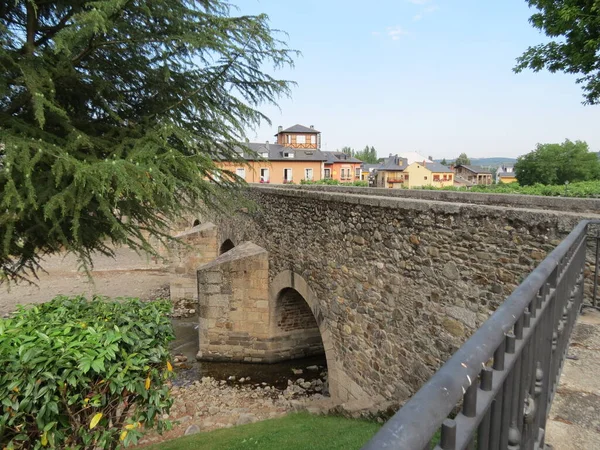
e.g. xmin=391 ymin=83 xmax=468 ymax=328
xmin=362 ymin=219 xmax=596 ymax=450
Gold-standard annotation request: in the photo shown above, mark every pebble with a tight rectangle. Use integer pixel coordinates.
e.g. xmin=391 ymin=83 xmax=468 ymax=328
xmin=139 ymin=374 xmax=332 ymax=446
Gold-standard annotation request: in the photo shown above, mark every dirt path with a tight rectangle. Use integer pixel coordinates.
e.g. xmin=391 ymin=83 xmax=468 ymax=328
xmin=0 ymin=247 xmax=170 ymax=316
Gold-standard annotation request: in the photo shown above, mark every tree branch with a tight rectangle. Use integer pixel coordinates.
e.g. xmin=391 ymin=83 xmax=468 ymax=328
xmin=25 ymin=0 xmax=37 ymax=55
xmin=33 ymin=9 xmax=75 ymax=48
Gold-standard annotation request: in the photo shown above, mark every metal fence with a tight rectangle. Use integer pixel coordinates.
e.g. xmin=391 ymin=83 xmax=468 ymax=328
xmin=363 ymin=220 xmax=598 ymax=450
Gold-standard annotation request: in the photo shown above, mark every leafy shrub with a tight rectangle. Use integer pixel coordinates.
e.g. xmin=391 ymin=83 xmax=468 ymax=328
xmin=409 ymin=180 xmax=600 ymax=198
xmin=0 ymin=296 xmax=175 ymax=449
xmin=299 ymin=179 xmax=367 ymax=187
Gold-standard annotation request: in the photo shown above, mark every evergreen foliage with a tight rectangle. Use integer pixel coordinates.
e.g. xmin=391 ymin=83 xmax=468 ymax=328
xmin=515 ymin=0 xmax=600 ymax=104
xmin=340 ymin=145 xmax=378 ymax=163
xmin=514 ymin=139 xmax=600 ymax=185
xmin=0 ymin=0 xmax=296 ymax=283
xmin=455 ymin=153 xmax=471 ymax=166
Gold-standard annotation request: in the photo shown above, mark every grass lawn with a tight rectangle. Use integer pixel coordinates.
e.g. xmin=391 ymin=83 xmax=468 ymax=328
xmin=149 ymin=413 xmax=381 ymax=450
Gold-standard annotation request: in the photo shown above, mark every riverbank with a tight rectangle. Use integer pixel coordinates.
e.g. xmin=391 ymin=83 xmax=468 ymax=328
xmin=137 ymin=376 xmax=336 ymax=447
xmin=146 ymin=412 xmax=381 ymax=450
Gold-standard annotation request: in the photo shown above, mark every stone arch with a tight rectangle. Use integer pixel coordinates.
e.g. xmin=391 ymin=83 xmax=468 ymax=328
xmin=269 ymin=270 xmax=340 ymax=400
xmin=269 ymin=270 xmax=372 ymax=404
xmin=219 ymin=238 xmax=235 ymax=255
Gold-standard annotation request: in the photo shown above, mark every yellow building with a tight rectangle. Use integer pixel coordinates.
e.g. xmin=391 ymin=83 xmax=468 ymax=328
xmin=403 ymin=162 xmax=454 ymax=188
xmin=496 ymin=166 xmax=517 ymax=184
xmin=373 ymin=156 xmax=454 ymax=189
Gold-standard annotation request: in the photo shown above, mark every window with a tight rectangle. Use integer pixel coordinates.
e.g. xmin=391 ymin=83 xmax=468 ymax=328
xmin=433 ymin=175 xmax=440 ymax=182
xmin=283 ymin=168 xmax=293 ymax=182
xmin=260 ymin=168 xmax=270 ymax=183
xmin=355 ymin=168 xmax=361 ymax=178
xmin=311 ymin=135 xmax=316 ymax=144
xmin=236 ymin=168 xmax=246 ymax=179
xmin=305 ymin=168 xmax=313 ymax=181
xmin=296 ymin=135 xmax=306 ymax=144
xmin=424 ymin=176 xmax=428 ymax=180
xmin=283 ymin=152 xmax=294 ymax=158
xmin=286 ymin=135 xmax=291 ymax=144
xmin=324 ymin=168 xmax=331 ymax=179
xmin=449 ymin=175 xmax=453 ymax=181
xmin=259 ymin=152 xmax=268 ymax=158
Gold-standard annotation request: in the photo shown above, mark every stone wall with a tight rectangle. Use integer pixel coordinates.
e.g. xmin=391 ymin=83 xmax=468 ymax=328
xmin=270 ymin=184 xmax=600 ymax=215
xmin=196 ymin=242 xmax=328 ymax=364
xmin=208 ymin=186 xmax=598 ymax=404
xmin=197 ymin=242 xmax=270 ymax=362
xmin=170 ymin=223 xmax=219 ymax=302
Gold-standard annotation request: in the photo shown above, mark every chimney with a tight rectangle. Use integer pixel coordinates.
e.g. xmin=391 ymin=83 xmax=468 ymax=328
xmin=310 ymin=125 xmax=314 ymax=129
xmin=422 ymin=160 xmax=426 ymax=166
xmin=277 ymin=126 xmax=283 ymax=133
xmin=265 ymin=140 xmax=269 ymax=149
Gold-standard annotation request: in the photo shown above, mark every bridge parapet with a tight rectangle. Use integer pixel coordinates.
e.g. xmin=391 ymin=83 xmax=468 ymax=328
xmin=264 ymin=183 xmax=600 ymax=214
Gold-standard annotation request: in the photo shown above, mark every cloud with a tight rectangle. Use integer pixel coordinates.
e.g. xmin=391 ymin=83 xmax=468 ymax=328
xmin=387 ymin=26 xmax=410 ymax=41
xmin=413 ymin=4 xmax=439 ymax=21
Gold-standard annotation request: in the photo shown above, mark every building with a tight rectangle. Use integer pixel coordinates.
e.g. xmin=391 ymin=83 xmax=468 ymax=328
xmin=322 ymin=151 xmax=362 ymax=182
xmin=216 ymin=124 xmax=329 ymax=184
xmin=453 ymin=165 xmax=493 ymax=185
xmin=373 ymin=155 xmax=454 ymax=189
xmin=403 ymin=161 xmax=454 ymax=188
xmin=373 ymin=155 xmax=408 ymax=188
xmin=361 ymin=163 xmax=380 ymax=183
xmin=496 ymin=165 xmax=517 ymax=183
xmin=395 ymin=152 xmax=433 ymax=165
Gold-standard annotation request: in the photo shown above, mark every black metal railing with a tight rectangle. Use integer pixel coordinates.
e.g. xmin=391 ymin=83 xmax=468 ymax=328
xmin=363 ymin=220 xmax=599 ymax=450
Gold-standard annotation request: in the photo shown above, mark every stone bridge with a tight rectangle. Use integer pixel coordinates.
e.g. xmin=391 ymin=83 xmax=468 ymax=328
xmin=169 ymin=186 xmax=599 ymax=406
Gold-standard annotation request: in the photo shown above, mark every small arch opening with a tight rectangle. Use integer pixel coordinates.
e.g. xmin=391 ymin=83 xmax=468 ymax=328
xmin=219 ymin=239 xmax=235 ymax=255
xmin=192 ymin=219 xmax=201 ymax=227
xmin=274 ymin=288 xmax=325 ymax=359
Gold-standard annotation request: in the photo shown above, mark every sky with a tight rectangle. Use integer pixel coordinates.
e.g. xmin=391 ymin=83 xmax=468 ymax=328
xmin=234 ymin=0 xmax=600 ymax=160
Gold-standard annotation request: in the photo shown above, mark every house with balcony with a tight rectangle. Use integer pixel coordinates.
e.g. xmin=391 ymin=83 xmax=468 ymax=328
xmin=215 ymin=124 xmax=328 ymax=184
xmin=322 ymin=151 xmax=362 ymax=182
xmin=496 ymin=165 xmax=517 ymax=183
xmin=373 ymin=156 xmax=454 ymax=189
xmin=452 ymin=165 xmax=493 ymax=185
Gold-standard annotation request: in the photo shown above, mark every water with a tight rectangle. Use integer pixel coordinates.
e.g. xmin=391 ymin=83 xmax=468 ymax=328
xmin=170 ymin=318 xmax=328 ymax=390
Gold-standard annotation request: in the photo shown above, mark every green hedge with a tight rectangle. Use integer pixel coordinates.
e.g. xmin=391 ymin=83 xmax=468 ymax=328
xmin=300 ymin=179 xmax=368 ymax=187
xmin=0 ymin=296 xmax=175 ymax=449
xmin=415 ymin=180 xmax=600 ymax=198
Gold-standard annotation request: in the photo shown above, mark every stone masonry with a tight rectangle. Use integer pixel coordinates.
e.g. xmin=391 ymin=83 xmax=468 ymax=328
xmin=196 ymin=243 xmax=326 ymax=363
xmin=170 ymin=222 xmax=219 ymax=302
xmin=200 ymin=186 xmax=599 ymax=406
xmin=197 ymin=242 xmax=270 ymax=362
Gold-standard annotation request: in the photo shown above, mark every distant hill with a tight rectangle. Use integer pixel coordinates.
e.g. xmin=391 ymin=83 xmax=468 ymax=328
xmin=434 ymin=157 xmax=517 ymax=168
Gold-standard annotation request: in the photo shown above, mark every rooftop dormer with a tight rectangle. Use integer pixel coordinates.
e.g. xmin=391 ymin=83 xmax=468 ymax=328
xmin=275 ymin=124 xmax=321 ymax=149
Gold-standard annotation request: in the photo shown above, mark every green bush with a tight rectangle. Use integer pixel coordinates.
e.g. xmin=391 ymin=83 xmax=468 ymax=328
xmin=299 ymin=179 xmax=367 ymax=187
xmin=409 ymin=180 xmax=600 ymax=198
xmin=0 ymin=296 xmax=175 ymax=449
